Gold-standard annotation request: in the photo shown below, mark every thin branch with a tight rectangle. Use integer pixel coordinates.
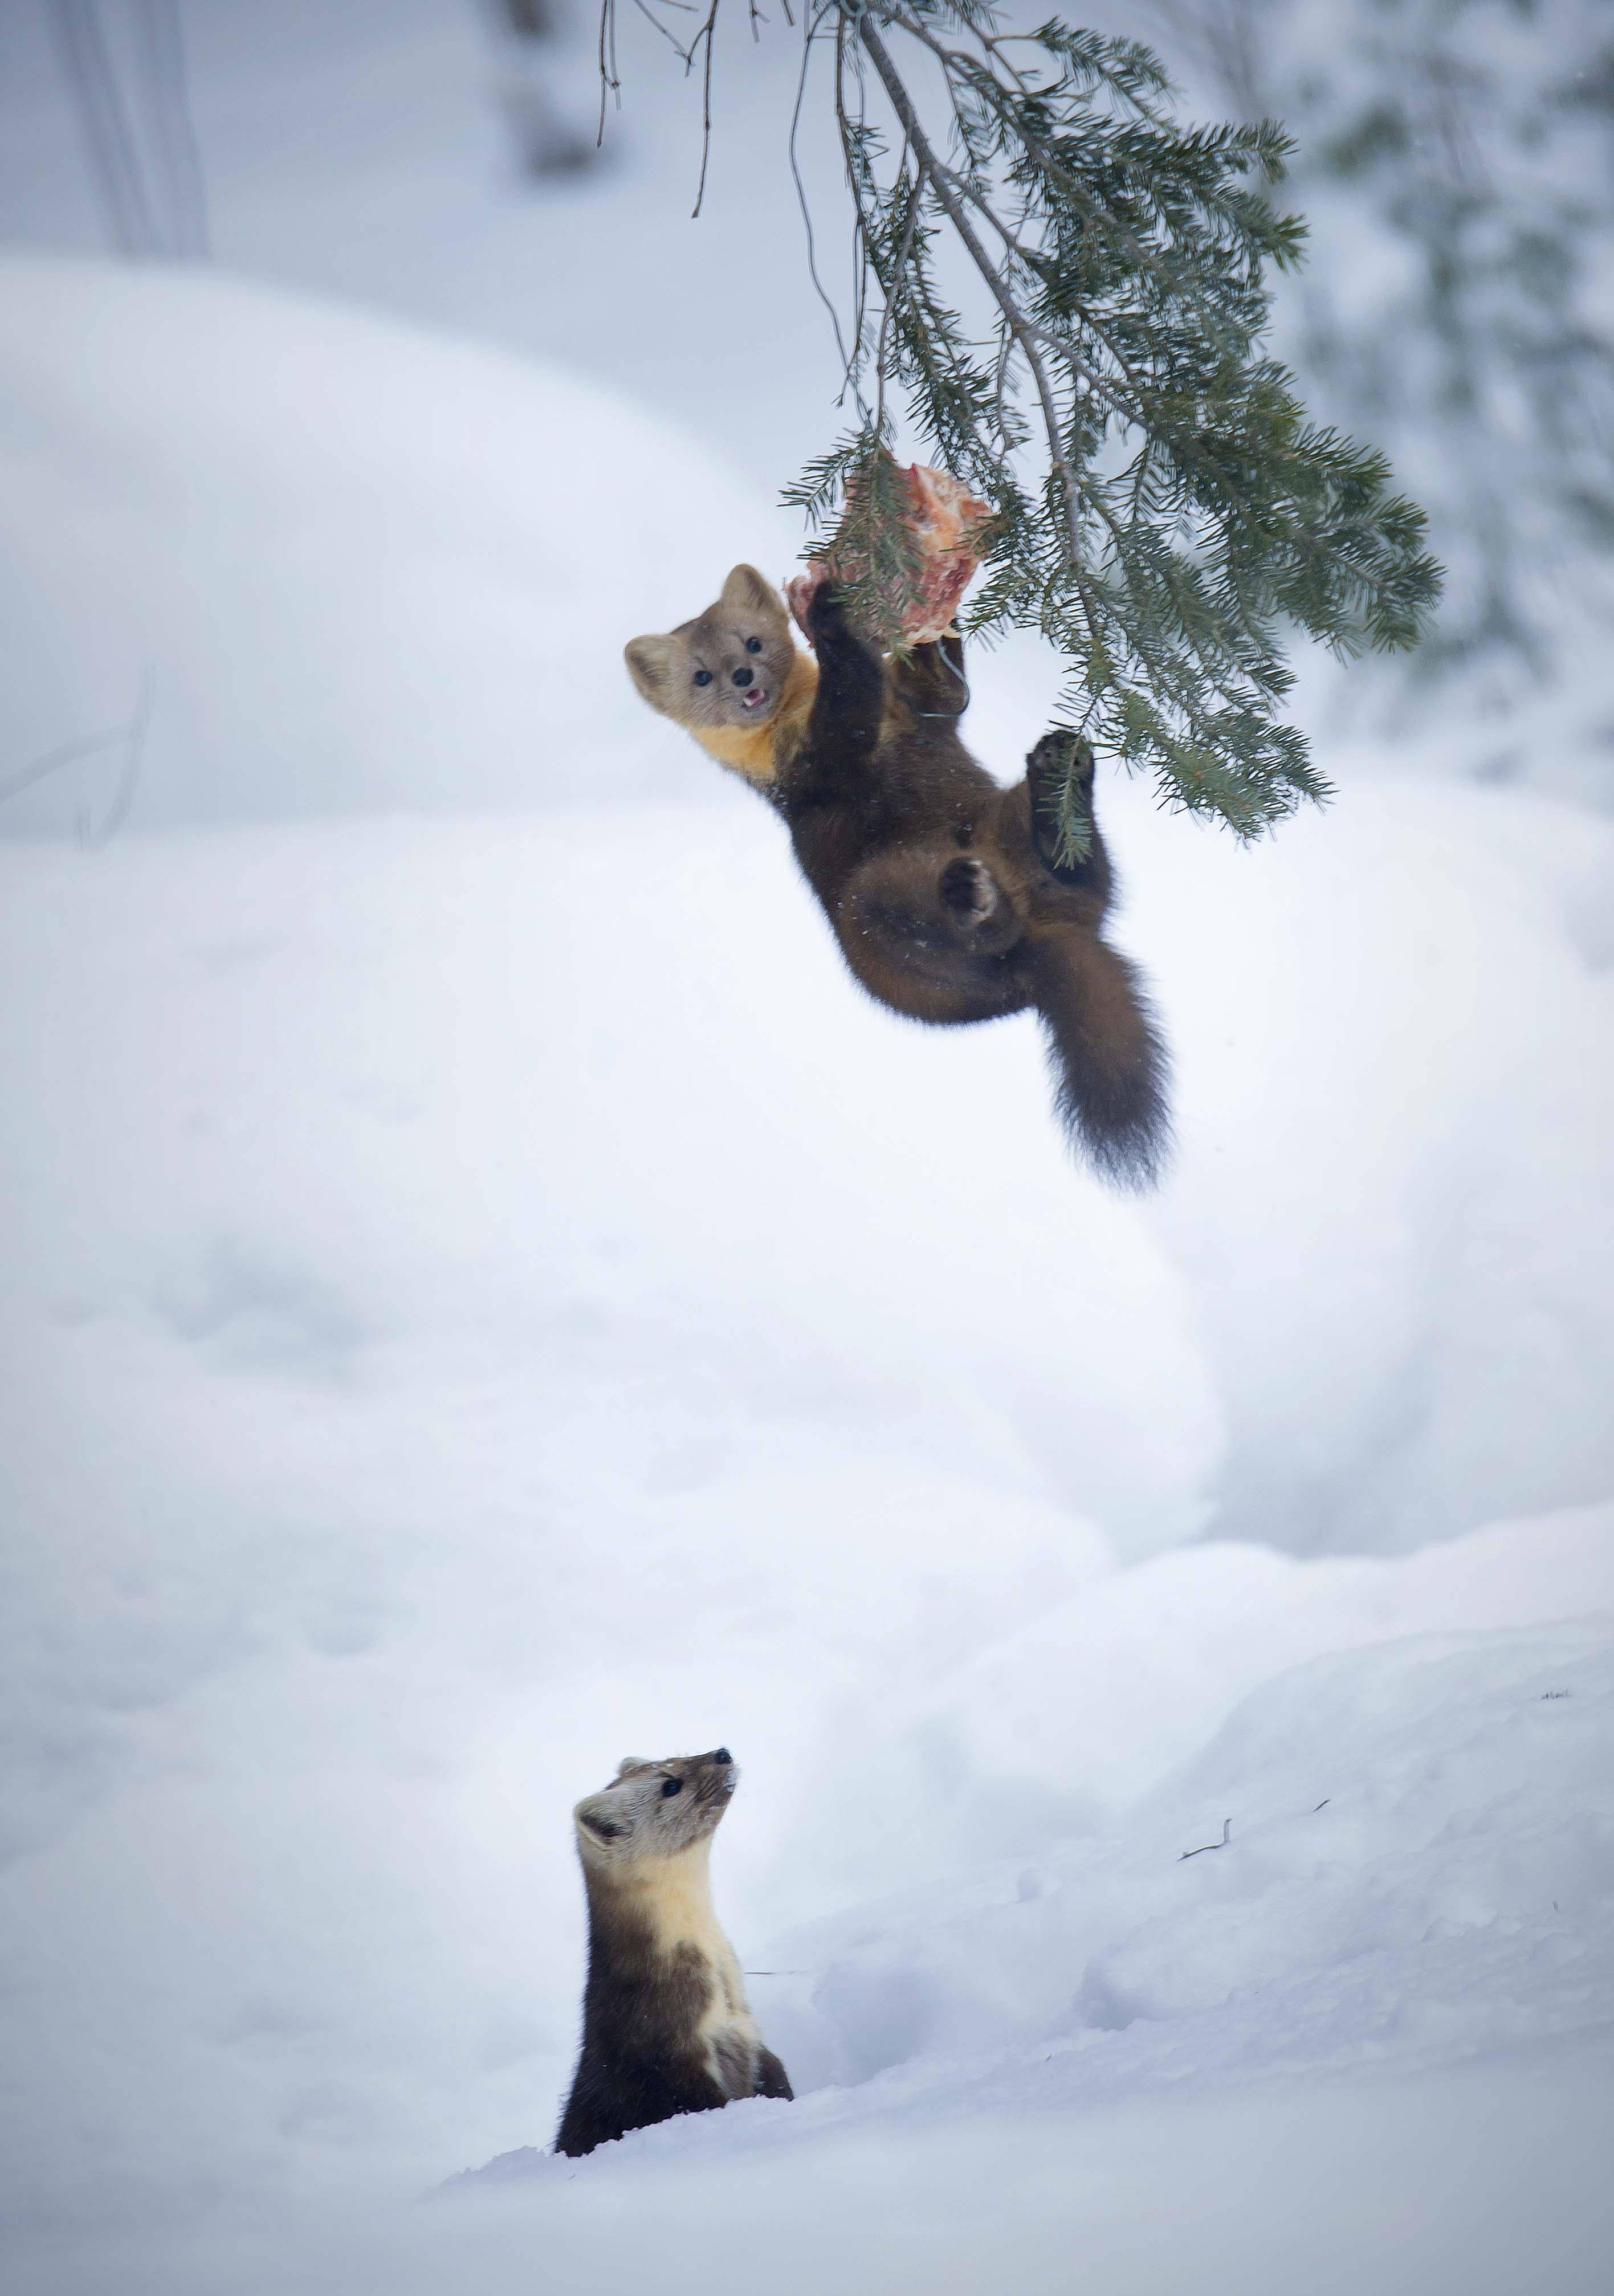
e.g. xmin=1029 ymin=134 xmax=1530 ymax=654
xmin=596 ymin=0 xmax=618 ymax=144
xmin=0 ymin=672 xmax=154 ymax=834
xmin=872 ymin=148 xmax=926 ymax=426
xmin=0 ymin=720 xmax=130 ymax=811
xmin=790 ymin=3 xmax=861 ymax=397
xmin=629 ymin=0 xmax=695 ymax=62
xmin=688 ymin=0 xmax=722 ymax=218
xmin=858 ymin=17 xmax=1097 ymax=629
xmin=84 ymin=668 xmax=155 ymax=846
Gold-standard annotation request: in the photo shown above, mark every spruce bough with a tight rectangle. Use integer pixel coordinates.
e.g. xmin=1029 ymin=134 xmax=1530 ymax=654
xmin=608 ymin=1 xmax=1445 ymax=855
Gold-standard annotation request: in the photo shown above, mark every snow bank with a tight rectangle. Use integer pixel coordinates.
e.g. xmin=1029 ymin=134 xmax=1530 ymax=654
xmin=2 ymin=800 xmax=1611 ymax=2286
xmin=1 ymin=262 xmax=1612 ymax=2290
xmin=772 ymin=1594 xmax=1614 ymax=2099
xmin=0 ymin=258 xmax=794 ymax=834
xmin=1115 ymin=776 xmax=1614 ymax=1555
xmin=15 ymin=2050 xmax=1614 ymax=2295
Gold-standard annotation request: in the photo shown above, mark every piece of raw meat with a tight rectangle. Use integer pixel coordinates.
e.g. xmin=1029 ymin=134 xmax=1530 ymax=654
xmin=785 ymin=461 xmax=991 ymax=649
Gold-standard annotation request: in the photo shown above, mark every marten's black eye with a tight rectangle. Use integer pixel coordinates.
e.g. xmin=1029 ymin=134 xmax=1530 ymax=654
xmin=745 ymin=637 xmax=763 ymax=654
xmin=692 ymin=669 xmax=712 ymax=687
xmin=661 ymin=1777 xmax=682 ymax=1797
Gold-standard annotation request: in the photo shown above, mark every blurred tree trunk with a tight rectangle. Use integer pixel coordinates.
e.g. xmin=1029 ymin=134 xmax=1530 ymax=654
xmin=476 ymin=0 xmax=597 ymax=177
xmin=46 ymin=0 xmax=209 ymax=259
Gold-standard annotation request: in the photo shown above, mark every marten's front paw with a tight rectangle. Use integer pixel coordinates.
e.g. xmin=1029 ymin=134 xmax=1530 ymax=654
xmin=782 ymin=567 xmax=825 ymax=642
xmin=808 ymin=572 xmax=850 ymax=641
xmin=784 ymin=564 xmax=846 ymax=649
xmin=1027 ymin=729 xmax=1095 ymax=797
xmin=1028 ymin=729 xmax=1097 ymax=876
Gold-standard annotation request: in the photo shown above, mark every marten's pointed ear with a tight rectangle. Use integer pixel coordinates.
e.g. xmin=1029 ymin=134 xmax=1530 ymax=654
xmin=625 ymin=635 xmax=678 ymax=710
xmin=720 ymin=564 xmax=782 ymax=621
xmin=576 ymin=1793 xmax=630 ymax=1845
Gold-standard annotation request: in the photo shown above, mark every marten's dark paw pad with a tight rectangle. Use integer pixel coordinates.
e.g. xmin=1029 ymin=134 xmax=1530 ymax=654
xmin=784 ymin=564 xmax=838 ymax=645
xmin=939 ymin=855 xmax=1003 ymax=929
xmin=1028 ymin=730 xmax=1097 ymax=876
xmin=805 ymin=572 xmax=847 ymax=631
xmin=1027 ymin=729 xmax=1095 ymax=793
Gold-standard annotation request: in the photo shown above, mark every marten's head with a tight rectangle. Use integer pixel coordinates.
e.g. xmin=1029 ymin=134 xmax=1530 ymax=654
xmin=625 ymin=568 xmax=798 ymax=735
xmin=572 ymin=1748 xmax=738 ymax=1872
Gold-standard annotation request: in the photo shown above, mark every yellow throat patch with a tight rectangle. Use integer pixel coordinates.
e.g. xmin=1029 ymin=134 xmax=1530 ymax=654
xmin=687 ymin=649 xmax=820 ymax=789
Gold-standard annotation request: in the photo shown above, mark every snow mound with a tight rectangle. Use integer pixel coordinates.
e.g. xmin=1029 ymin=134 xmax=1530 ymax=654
xmin=1 ymin=798 xmax=1611 ymax=2285
xmin=770 ymin=1606 xmax=1614 ymax=2105
xmin=0 ymin=258 xmax=793 ymax=834
xmin=2 ymin=261 xmax=1612 ymax=2290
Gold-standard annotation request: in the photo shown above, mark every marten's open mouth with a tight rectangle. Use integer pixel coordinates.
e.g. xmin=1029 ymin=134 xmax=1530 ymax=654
xmin=740 ymin=686 xmax=769 ymax=713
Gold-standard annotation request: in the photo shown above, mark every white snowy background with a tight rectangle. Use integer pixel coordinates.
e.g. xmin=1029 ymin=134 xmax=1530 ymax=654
xmin=1 ymin=7 xmax=1612 ymax=2293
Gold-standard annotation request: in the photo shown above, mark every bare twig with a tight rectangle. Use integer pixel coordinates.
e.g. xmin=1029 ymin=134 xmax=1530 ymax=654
xmin=1179 ymin=1817 xmax=1231 ymax=1861
xmin=83 ymin=668 xmax=155 ymax=847
xmin=596 ymin=0 xmax=619 ymax=143
xmin=688 ymin=0 xmax=723 ymax=217
xmin=629 ymin=0 xmax=695 ymax=61
xmin=790 ymin=3 xmax=860 ymax=397
xmin=0 ymin=672 xmax=152 ymax=824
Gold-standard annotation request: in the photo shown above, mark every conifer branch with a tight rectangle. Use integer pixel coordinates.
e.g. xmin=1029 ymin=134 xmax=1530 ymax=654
xmin=602 ymin=0 xmax=1444 ymax=845
xmin=858 ymin=19 xmax=1085 ymax=558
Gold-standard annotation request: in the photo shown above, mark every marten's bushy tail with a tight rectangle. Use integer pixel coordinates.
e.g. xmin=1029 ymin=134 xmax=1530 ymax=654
xmin=1027 ymin=930 xmax=1171 ymax=1189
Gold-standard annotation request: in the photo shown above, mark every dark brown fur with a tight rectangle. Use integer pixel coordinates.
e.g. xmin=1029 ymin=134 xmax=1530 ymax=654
xmin=627 ymin=569 xmax=1170 ymax=1185
xmin=553 ymin=1907 xmax=791 ymax=2161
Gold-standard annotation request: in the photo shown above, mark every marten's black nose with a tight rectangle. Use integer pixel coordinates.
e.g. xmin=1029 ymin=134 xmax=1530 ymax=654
xmin=731 ymin=667 xmax=753 ymax=689
xmin=710 ymin=1747 xmax=733 ymax=1767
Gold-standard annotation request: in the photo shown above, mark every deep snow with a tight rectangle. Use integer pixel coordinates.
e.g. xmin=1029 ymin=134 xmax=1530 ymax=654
xmin=0 ymin=257 xmax=793 ymax=833
xmin=1 ymin=263 xmax=1612 ymax=2293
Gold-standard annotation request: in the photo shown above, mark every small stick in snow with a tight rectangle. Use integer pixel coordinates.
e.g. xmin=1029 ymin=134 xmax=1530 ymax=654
xmin=1179 ymin=1818 xmax=1232 ymax=1861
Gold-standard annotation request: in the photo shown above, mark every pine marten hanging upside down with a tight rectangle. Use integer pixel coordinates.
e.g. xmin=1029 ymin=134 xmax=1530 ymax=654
xmin=625 ymin=564 xmax=1170 ymax=1186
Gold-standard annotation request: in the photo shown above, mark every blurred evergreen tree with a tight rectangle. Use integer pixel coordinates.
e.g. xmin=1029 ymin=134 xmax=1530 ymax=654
xmin=1151 ymin=0 xmax=1614 ymax=739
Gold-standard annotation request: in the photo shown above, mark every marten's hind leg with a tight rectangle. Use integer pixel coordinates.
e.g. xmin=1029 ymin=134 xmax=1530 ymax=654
xmin=836 ymin=844 xmax=1026 ymax=1023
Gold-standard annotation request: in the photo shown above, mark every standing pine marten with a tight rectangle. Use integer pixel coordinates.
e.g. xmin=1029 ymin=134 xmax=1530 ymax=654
xmin=554 ymin=1747 xmax=792 ymax=2159
xmin=625 ymin=565 xmax=1169 ymax=1185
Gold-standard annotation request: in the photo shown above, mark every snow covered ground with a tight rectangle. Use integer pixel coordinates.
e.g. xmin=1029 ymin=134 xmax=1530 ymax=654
xmin=3 ymin=264 xmax=1613 ymax=2293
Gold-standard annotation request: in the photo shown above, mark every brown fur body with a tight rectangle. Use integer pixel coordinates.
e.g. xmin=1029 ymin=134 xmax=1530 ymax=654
xmin=627 ymin=568 xmax=1169 ymax=1184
